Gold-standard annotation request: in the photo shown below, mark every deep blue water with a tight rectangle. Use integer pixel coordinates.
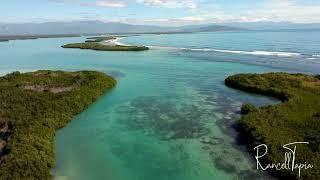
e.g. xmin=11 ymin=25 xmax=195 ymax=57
xmin=123 ymin=31 xmax=320 ymax=73
xmin=0 ymin=30 xmax=319 ymax=180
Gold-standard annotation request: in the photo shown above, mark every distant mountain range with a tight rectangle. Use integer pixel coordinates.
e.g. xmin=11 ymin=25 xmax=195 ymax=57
xmin=0 ymin=21 xmax=241 ymax=35
xmin=220 ymin=22 xmax=320 ymax=30
xmin=0 ymin=21 xmax=320 ymax=36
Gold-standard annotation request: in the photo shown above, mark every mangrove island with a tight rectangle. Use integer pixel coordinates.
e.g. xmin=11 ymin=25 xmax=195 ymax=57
xmin=62 ymin=36 xmax=149 ymax=51
xmin=0 ymin=70 xmax=116 ymax=180
xmin=225 ymin=72 xmax=320 ymax=179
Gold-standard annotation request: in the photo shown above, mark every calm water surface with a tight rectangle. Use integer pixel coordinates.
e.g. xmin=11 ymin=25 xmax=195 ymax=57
xmin=0 ymin=31 xmax=319 ymax=180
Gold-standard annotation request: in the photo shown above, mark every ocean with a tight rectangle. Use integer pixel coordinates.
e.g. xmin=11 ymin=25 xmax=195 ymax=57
xmin=0 ymin=30 xmax=319 ymax=180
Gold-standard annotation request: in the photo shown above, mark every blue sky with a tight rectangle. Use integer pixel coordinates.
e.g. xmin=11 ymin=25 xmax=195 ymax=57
xmin=1 ymin=0 xmax=320 ymax=25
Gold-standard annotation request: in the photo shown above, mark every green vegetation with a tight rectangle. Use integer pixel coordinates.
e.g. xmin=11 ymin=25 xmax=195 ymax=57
xmin=63 ymin=36 xmax=149 ymax=51
xmin=62 ymin=42 xmax=149 ymax=51
xmin=85 ymin=36 xmax=125 ymax=43
xmin=85 ymin=37 xmax=115 ymax=43
xmin=225 ymin=72 xmax=320 ymax=179
xmin=0 ymin=70 xmax=116 ymax=180
xmin=240 ymin=103 xmax=257 ymax=114
xmin=0 ymin=35 xmax=80 ymax=42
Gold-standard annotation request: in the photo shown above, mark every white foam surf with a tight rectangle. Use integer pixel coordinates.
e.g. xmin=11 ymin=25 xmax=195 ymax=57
xmin=149 ymin=46 xmax=303 ymax=57
xmin=182 ymin=48 xmax=302 ymax=57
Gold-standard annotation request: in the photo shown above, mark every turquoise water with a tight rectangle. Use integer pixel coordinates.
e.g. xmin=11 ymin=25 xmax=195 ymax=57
xmin=0 ymin=31 xmax=319 ymax=180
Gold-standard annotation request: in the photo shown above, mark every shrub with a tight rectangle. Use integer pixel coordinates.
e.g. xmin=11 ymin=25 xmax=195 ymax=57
xmin=225 ymin=72 xmax=320 ymax=179
xmin=0 ymin=70 xmax=116 ymax=180
xmin=240 ymin=103 xmax=257 ymax=114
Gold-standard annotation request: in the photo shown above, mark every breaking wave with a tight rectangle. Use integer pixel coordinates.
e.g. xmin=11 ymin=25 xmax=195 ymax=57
xmin=149 ymin=46 xmax=305 ymax=57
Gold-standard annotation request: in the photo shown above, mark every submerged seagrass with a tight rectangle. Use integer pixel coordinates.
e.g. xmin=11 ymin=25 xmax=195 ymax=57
xmin=0 ymin=70 xmax=116 ymax=180
xmin=225 ymin=72 xmax=320 ymax=179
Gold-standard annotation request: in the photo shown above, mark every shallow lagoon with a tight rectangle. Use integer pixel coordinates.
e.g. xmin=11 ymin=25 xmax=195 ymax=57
xmin=0 ymin=31 xmax=319 ymax=179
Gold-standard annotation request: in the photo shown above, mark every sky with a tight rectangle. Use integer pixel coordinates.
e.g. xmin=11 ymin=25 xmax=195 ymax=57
xmin=1 ymin=0 xmax=320 ymax=26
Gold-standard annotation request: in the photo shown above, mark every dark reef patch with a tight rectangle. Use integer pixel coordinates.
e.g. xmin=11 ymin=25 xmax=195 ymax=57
xmin=213 ymin=157 xmax=237 ymax=174
xmin=114 ymin=96 xmax=212 ymax=140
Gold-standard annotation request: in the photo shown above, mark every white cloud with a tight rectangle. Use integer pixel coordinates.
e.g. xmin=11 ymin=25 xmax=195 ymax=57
xmin=137 ymin=0 xmax=197 ymax=9
xmin=179 ymin=16 xmax=204 ymax=21
xmin=165 ymin=0 xmax=320 ymax=24
xmin=251 ymin=0 xmax=320 ymax=23
xmin=82 ymin=0 xmax=127 ymax=8
xmin=46 ymin=0 xmax=320 ymax=25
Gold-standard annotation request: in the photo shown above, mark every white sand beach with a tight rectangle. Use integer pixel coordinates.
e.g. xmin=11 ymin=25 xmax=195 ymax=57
xmin=100 ymin=37 xmax=128 ymax=46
